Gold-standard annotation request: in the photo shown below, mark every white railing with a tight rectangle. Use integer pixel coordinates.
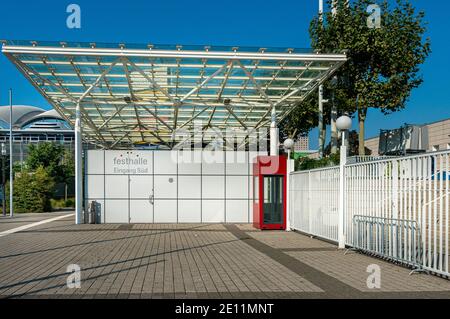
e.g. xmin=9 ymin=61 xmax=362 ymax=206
xmin=290 ymin=166 xmax=340 ymax=242
xmin=346 ymin=155 xmax=396 ymax=164
xmin=290 ymin=150 xmax=450 ymax=277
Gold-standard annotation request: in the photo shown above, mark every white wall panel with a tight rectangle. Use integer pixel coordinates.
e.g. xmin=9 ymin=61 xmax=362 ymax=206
xmin=105 ymin=200 xmax=129 ymax=223
xmin=105 ymin=175 xmax=128 ymax=198
xmin=86 ymin=150 xmax=257 ymax=224
xmin=86 ymin=175 xmax=104 ymax=199
xmin=86 ymin=150 xmax=104 ymax=174
xmin=178 ymin=200 xmax=201 ymax=223
xmin=248 ymin=152 xmax=259 ymax=174
xmin=226 ymin=152 xmax=248 ymax=175
xmin=202 ymin=176 xmax=225 ymax=199
xmin=178 ymin=176 xmax=201 ymax=199
xmin=130 ymin=200 xmax=153 ymax=223
xmin=226 ymin=200 xmax=248 ymax=223
xmin=128 ymin=151 xmax=153 ymax=174
xmin=154 ymin=200 xmax=177 ymax=222
xmin=226 ymin=176 xmax=248 ymax=199
xmin=154 ymin=175 xmax=177 ymax=199
xmin=202 ymin=151 xmax=225 ymax=175
xmin=129 ymin=175 xmax=153 ymax=199
xmin=249 ymin=199 xmax=255 ymax=222
xmin=202 ymin=200 xmax=225 ymax=223
xmin=154 ymin=151 xmax=177 ymax=174
xmin=105 ymin=150 xmax=129 ymax=175
xmin=178 ymin=151 xmax=202 ymax=175
xmin=249 ymin=175 xmax=254 ymax=199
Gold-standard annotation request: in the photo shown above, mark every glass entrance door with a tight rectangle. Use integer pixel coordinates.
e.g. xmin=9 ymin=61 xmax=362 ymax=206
xmin=263 ymin=175 xmax=283 ymax=224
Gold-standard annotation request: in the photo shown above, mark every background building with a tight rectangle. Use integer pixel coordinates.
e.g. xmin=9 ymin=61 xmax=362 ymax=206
xmin=294 ymin=136 xmax=309 ymax=152
xmin=0 ymin=105 xmax=75 ymax=200
xmin=0 ymin=105 xmax=74 ymax=165
xmin=365 ymin=117 xmax=450 ymax=156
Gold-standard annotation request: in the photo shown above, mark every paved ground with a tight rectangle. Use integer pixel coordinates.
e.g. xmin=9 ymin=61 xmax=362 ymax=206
xmin=0 ymin=213 xmax=450 ymax=299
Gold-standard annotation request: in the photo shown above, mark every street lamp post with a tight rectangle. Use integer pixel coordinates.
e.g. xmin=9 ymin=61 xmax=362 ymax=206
xmin=1 ymin=143 xmax=5 ymax=216
xmin=9 ymin=89 xmax=13 ymax=218
xmin=336 ymin=115 xmax=352 ymax=249
xmin=283 ymin=138 xmax=295 ymax=231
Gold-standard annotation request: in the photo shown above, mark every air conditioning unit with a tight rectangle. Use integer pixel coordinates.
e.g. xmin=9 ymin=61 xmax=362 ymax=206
xmin=378 ymin=124 xmax=429 ymax=156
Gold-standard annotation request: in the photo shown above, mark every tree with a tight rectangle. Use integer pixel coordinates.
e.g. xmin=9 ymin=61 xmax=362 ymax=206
xmin=25 ymin=143 xmax=67 ymax=183
xmin=7 ymin=167 xmax=55 ymax=213
xmin=310 ymin=0 xmax=431 ymax=155
xmin=324 ymin=129 xmax=372 ymax=156
xmin=279 ymin=92 xmax=320 ymax=141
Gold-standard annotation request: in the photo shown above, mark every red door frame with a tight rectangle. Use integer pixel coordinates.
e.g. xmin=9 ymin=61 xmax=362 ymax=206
xmin=253 ymin=156 xmax=287 ymax=230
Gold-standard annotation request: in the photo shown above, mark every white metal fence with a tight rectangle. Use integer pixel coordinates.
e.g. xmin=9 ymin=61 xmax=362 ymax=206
xmin=290 ymin=166 xmax=340 ymax=242
xmin=290 ymin=150 xmax=450 ymax=277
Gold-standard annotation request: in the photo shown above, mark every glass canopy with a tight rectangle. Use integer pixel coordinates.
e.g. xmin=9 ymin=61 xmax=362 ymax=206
xmin=2 ymin=40 xmax=346 ymax=149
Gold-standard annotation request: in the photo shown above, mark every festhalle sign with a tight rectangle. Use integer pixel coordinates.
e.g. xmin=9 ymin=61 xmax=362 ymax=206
xmin=112 ymin=155 xmax=150 ymax=174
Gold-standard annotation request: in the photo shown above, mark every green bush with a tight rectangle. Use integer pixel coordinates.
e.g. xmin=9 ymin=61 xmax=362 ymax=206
xmin=50 ymin=198 xmax=75 ymax=209
xmin=64 ymin=198 xmax=75 ymax=208
xmin=7 ymin=166 xmax=55 ymax=213
xmin=295 ymin=153 xmax=340 ymax=171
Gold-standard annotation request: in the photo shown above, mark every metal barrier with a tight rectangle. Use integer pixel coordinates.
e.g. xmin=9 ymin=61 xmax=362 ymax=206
xmin=352 ymin=215 xmax=422 ymax=269
xmin=290 ymin=149 xmax=450 ymax=278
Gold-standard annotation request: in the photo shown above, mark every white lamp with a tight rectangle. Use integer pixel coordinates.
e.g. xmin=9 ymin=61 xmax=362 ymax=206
xmin=283 ymin=138 xmax=294 ymax=150
xmin=336 ymin=115 xmax=352 ymax=147
xmin=336 ymin=115 xmax=352 ymax=131
xmin=283 ymin=138 xmax=294 ymax=159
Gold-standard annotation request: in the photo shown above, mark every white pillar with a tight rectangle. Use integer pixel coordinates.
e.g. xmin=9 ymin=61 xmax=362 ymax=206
xmin=270 ymin=107 xmax=279 ymax=156
xmin=338 ymin=130 xmax=347 ymax=249
xmin=286 ymin=150 xmax=294 ymax=231
xmin=75 ymin=103 xmax=83 ymax=224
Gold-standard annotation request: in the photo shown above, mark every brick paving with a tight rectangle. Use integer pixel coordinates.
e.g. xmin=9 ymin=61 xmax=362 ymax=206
xmin=0 ymin=212 xmax=71 ymax=232
xmin=0 ymin=214 xmax=450 ymax=298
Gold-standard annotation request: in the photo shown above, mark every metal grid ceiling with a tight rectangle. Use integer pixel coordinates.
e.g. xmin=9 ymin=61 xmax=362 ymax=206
xmin=2 ymin=40 xmax=346 ymax=149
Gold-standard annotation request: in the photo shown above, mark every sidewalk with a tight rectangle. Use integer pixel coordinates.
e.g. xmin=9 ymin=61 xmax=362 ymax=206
xmin=0 ymin=217 xmax=449 ymax=298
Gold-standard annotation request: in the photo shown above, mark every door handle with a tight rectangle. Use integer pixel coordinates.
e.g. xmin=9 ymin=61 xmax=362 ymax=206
xmin=149 ymin=194 xmax=154 ymax=205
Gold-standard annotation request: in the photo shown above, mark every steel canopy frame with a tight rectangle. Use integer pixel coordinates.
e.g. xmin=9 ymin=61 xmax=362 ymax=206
xmin=2 ymin=40 xmax=346 ymax=148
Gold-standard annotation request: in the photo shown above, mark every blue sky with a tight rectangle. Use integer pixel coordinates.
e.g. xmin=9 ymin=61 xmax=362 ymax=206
xmin=0 ymin=0 xmax=448 ymax=148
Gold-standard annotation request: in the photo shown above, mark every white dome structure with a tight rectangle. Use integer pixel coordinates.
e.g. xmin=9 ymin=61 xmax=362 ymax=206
xmin=0 ymin=105 xmax=70 ymax=130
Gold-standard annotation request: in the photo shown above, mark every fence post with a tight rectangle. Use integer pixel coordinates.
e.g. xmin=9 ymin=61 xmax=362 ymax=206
xmin=392 ymin=160 xmax=399 ymax=258
xmin=338 ymin=144 xmax=347 ymax=249
xmin=308 ymin=171 xmax=312 ymax=234
xmin=286 ymin=157 xmax=294 ymax=231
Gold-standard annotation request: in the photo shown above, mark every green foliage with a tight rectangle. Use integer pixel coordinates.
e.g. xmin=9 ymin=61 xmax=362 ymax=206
xmin=324 ymin=130 xmax=372 ymax=156
xmin=309 ymin=0 xmax=431 ymax=152
xmin=7 ymin=167 xmax=55 ymax=213
xmin=8 ymin=143 xmax=75 ymax=213
xmin=295 ymin=153 xmax=340 ymax=171
xmin=25 ymin=143 xmax=74 ymax=183
xmin=279 ymin=92 xmax=320 ymax=141
xmin=51 ymin=197 xmax=75 ymax=209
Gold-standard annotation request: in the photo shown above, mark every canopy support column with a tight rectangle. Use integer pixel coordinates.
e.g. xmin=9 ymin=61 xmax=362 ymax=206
xmin=75 ymin=102 xmax=83 ymax=224
xmin=270 ymin=106 xmax=279 ymax=156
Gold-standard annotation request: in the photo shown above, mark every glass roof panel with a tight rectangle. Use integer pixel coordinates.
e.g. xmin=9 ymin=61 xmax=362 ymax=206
xmin=2 ymin=40 xmax=346 ymax=148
